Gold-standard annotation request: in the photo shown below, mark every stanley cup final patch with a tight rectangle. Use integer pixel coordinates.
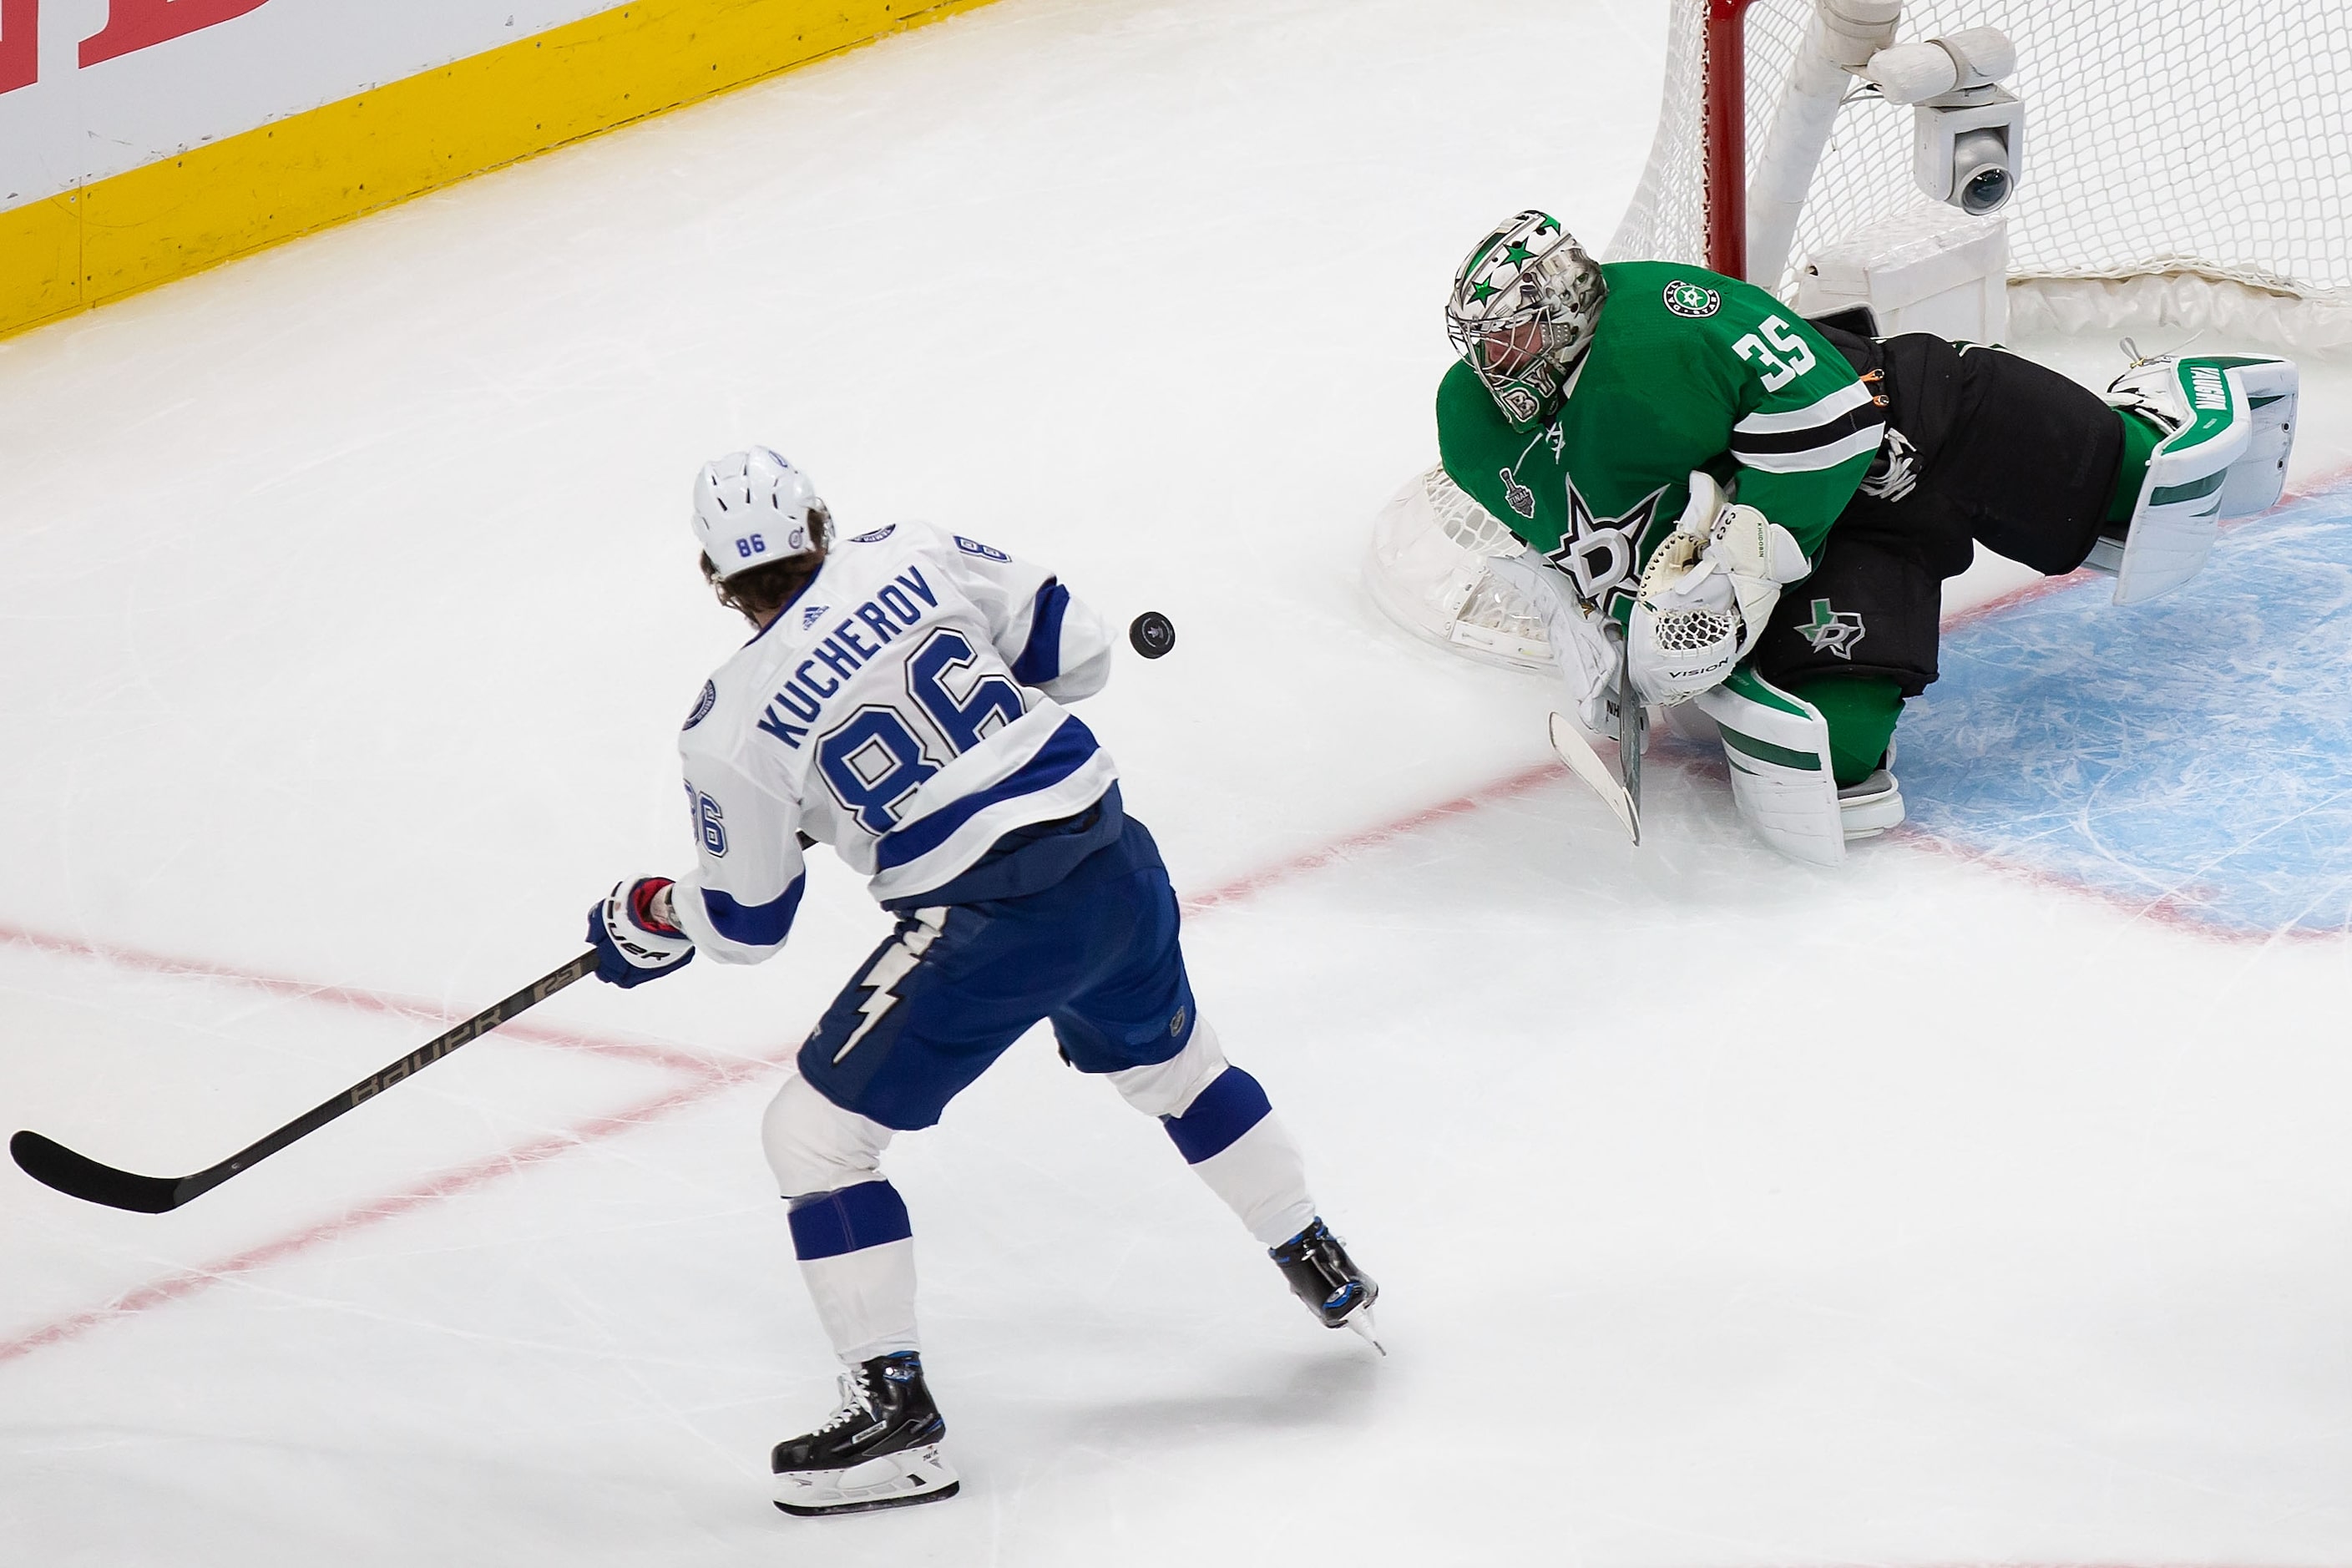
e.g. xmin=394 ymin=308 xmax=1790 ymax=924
xmin=1797 ymin=598 xmax=1867 ymax=659
xmin=1663 ymin=279 xmax=1721 ymax=318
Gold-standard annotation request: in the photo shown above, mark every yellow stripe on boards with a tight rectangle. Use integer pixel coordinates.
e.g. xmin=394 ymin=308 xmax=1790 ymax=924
xmin=0 ymin=194 xmax=80 ymax=330
xmin=2 ymin=0 xmax=996 ymax=340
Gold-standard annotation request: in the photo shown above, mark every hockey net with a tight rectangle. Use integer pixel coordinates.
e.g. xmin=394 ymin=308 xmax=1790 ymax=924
xmin=1611 ymin=0 xmax=2352 ymax=347
xmin=1365 ymin=465 xmax=1551 ymax=671
xmin=1370 ymin=0 xmax=2352 ymax=671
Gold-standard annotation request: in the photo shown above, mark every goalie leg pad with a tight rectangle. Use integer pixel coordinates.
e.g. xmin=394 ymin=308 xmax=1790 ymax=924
xmin=2093 ymin=356 xmax=2256 ymax=604
xmin=2214 ymin=355 xmax=2298 ymax=518
xmin=1697 ymin=670 xmax=1909 ymax=860
xmin=1696 ymin=669 xmax=1846 ymax=867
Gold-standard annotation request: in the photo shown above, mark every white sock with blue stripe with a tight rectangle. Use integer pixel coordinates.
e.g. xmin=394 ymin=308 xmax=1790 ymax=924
xmin=1110 ymin=1021 xmax=1318 ymax=1247
xmin=789 ymin=1181 xmax=922 ymax=1363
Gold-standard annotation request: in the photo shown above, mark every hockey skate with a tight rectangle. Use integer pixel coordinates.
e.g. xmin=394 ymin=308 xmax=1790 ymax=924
xmin=771 ymin=1352 xmax=959 ymax=1518
xmin=1271 ymin=1218 xmax=1383 ymax=1353
xmin=1836 ymin=741 xmax=1904 ymax=839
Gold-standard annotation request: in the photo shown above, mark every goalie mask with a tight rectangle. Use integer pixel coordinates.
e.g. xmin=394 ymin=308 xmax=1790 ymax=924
xmin=1446 ymin=210 xmax=1606 ymax=425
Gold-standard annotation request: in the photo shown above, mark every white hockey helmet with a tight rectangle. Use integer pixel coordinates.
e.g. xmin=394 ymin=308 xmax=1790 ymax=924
xmin=1446 ymin=210 xmax=1606 ymax=424
xmin=691 ymin=447 xmax=827 ymax=578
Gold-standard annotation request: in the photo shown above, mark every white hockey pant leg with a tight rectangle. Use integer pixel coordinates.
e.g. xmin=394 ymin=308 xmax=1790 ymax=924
xmin=1697 ymin=670 xmax=1856 ymax=866
xmin=763 ymin=1070 xmax=919 ymax=1365
xmin=1106 ymin=1019 xmax=1317 ymax=1247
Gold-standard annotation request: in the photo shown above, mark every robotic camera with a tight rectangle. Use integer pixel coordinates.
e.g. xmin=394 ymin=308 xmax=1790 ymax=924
xmin=1862 ymin=25 xmax=2024 ymax=216
xmin=1946 ymin=127 xmax=2012 ymax=215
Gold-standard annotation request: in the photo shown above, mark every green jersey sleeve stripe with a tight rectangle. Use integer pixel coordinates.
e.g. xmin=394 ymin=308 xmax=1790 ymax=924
xmin=1731 ymin=378 xmax=1875 ymax=434
xmin=1734 ymin=422 xmax=1884 ymax=473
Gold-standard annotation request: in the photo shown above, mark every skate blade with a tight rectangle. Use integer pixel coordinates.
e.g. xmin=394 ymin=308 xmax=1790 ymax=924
xmin=774 ymin=1446 xmax=959 ymax=1518
xmin=1343 ymin=1306 xmax=1386 ymax=1357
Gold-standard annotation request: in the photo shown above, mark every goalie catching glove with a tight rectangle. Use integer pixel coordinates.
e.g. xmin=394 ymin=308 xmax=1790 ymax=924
xmin=1627 ymin=473 xmax=1810 ymax=705
xmin=588 ymin=877 xmax=695 ymax=987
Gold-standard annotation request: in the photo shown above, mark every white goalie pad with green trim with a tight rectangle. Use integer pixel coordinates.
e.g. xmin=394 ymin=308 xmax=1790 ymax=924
xmin=2210 ymin=356 xmax=2298 ymax=518
xmin=1694 ymin=667 xmax=1844 ymax=867
xmin=2097 ymin=355 xmax=2297 ymax=606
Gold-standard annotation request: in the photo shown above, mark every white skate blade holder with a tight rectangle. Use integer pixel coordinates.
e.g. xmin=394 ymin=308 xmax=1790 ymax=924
xmin=774 ymin=1444 xmax=960 ymax=1518
xmin=1344 ymin=1304 xmax=1387 ymax=1357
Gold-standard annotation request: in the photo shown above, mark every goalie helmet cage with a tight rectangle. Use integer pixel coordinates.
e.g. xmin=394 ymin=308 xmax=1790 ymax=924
xmin=1609 ymin=0 xmax=2352 ymax=348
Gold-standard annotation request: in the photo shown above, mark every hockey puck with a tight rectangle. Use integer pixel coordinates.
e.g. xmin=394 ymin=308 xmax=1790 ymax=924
xmin=1128 ymin=610 xmax=1176 ymax=660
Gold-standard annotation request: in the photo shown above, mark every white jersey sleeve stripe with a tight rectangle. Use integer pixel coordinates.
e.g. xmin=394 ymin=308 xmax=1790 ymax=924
xmin=1732 ymin=422 xmax=1886 ymax=473
xmin=1731 ymin=378 xmax=1876 ymax=435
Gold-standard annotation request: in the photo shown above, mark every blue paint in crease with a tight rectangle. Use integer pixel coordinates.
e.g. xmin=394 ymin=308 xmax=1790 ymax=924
xmin=1898 ymin=483 xmax=2352 ymax=937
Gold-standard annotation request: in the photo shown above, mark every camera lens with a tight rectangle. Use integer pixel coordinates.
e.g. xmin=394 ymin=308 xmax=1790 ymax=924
xmin=1950 ymin=128 xmax=2012 ymax=215
xmin=1960 ymin=163 xmax=2011 ymax=214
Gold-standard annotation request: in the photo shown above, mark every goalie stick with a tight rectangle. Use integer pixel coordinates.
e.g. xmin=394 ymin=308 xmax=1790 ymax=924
xmin=9 ymin=949 xmax=599 ymax=1214
xmin=1546 ymin=638 xmax=1645 ymax=845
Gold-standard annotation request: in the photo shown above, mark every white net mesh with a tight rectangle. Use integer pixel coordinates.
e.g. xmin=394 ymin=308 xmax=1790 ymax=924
xmin=1609 ymin=0 xmax=2352 ymax=320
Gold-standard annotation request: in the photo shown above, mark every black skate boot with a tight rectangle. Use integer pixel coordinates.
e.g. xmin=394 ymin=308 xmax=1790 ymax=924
xmin=1270 ymin=1218 xmax=1383 ymax=1352
xmin=771 ymin=1352 xmax=959 ymax=1517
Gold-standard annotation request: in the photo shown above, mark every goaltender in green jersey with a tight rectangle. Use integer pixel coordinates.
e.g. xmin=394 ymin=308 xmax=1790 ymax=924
xmin=1434 ymin=210 xmax=2300 ymax=864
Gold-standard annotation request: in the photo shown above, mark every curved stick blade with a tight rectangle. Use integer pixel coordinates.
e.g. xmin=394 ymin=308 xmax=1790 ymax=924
xmin=10 ymin=1130 xmax=186 ymax=1213
xmin=1549 ymin=713 xmax=1640 ymax=844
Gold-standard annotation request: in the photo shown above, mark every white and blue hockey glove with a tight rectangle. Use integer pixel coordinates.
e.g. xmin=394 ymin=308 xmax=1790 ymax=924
xmin=588 ymin=877 xmax=695 ymax=988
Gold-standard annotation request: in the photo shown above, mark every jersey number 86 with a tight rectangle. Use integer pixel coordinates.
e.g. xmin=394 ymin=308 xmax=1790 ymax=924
xmin=814 ymin=628 xmax=1025 ymax=836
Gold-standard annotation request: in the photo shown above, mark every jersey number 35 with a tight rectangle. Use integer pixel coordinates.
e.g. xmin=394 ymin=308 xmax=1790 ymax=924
xmin=1732 ymin=314 xmax=1818 ymax=392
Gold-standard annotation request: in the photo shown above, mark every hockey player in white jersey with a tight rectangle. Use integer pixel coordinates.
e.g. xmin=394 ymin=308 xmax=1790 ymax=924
xmin=585 ymin=448 xmax=1378 ymax=1518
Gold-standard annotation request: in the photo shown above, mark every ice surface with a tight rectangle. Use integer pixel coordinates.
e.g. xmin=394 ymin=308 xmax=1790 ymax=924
xmin=1906 ymin=488 xmax=2352 ymax=937
xmin=3 ymin=0 xmax=2351 ymax=1563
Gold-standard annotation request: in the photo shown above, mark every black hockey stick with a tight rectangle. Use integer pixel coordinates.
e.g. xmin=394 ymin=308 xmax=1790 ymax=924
xmin=9 ymin=949 xmax=600 ymax=1214
xmin=1615 ymin=637 xmax=1646 ymax=842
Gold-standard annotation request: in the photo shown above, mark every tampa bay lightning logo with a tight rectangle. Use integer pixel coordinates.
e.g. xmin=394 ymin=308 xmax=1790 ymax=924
xmin=954 ymin=534 xmax=1009 ymax=561
xmin=849 ymin=526 xmax=896 ymax=544
xmin=682 ymin=680 xmax=717 ymax=731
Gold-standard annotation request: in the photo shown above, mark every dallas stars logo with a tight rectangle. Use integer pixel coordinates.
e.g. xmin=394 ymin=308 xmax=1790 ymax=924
xmin=1797 ymin=598 xmax=1866 ymax=659
xmin=1543 ymin=478 xmax=1669 ymax=615
xmin=1662 ymin=279 xmax=1721 ymax=318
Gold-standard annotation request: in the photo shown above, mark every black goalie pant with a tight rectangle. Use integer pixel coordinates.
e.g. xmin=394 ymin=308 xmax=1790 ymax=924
xmin=1748 ymin=329 xmax=2125 ymax=698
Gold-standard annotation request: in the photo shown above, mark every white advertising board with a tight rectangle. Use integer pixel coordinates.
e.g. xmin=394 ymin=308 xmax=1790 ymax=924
xmin=0 ymin=0 xmax=620 ymax=211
